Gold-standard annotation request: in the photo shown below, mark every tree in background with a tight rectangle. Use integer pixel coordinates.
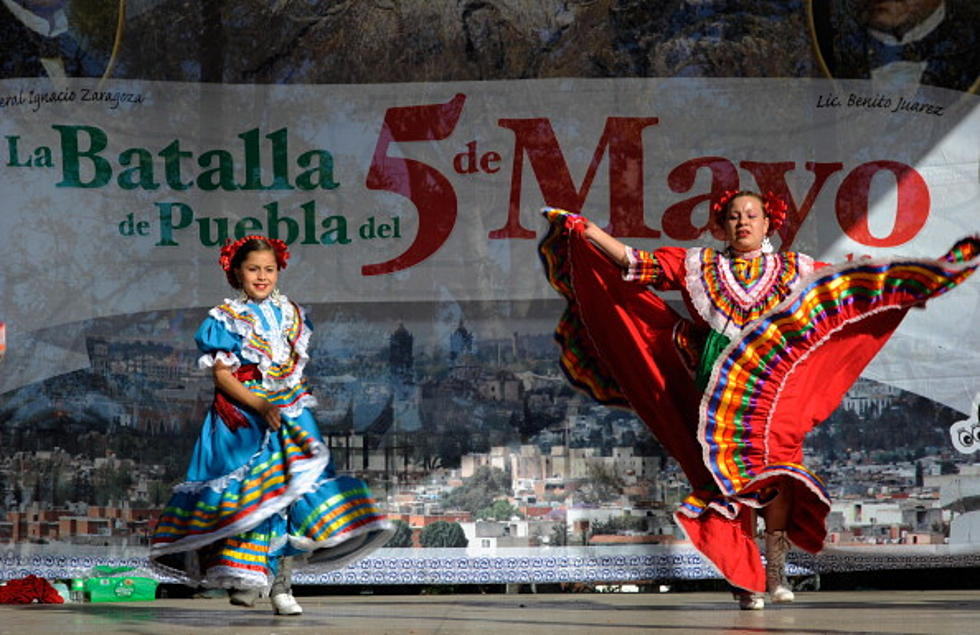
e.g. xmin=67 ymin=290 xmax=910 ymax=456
xmin=442 ymin=466 xmax=511 ymax=513
xmin=589 ymin=515 xmax=648 ymax=537
xmin=475 ymin=499 xmax=522 ymax=521
xmin=575 ymin=463 xmax=625 ymax=505
xmin=385 ymin=519 xmax=414 ymax=548
xmin=419 ymin=521 xmax=468 ymax=548
xmin=550 ymin=522 xmax=569 ymax=546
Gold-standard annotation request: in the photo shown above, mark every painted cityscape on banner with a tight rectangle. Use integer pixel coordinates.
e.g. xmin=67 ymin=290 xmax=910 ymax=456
xmin=1 ymin=298 xmax=975 ymax=579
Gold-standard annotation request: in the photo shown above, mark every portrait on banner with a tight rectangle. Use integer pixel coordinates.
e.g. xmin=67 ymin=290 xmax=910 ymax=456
xmin=809 ymin=0 xmax=980 ymax=92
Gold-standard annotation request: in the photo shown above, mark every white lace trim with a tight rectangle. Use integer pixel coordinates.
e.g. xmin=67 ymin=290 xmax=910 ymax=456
xmin=725 ymin=257 xmax=778 ymax=310
xmin=197 ymin=350 xmax=241 ymax=372
xmin=685 ymin=248 xmax=813 ymax=338
xmin=147 ymin=550 xmax=199 ymax=586
xmin=152 ymin=433 xmax=330 ymax=556
xmin=208 ymin=294 xmax=316 ymax=418
xmin=621 ymin=247 xmax=646 ymax=281
xmin=291 ymin=520 xmax=394 ymax=553
xmin=150 ymin=450 xmax=390 ymax=589
xmin=204 ymin=566 xmax=271 ymax=591
xmin=298 ymin=523 xmax=396 ymax=572
xmin=279 ymin=394 xmax=318 ymax=419
xmin=171 ymin=449 xmax=256 ymax=495
xmin=171 ymin=426 xmax=328 ymax=495
xmin=685 ymin=247 xmax=725 ymax=333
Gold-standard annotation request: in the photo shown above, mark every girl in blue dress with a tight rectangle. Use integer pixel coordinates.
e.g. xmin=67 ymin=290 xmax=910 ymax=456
xmin=150 ymin=235 xmax=392 ymax=615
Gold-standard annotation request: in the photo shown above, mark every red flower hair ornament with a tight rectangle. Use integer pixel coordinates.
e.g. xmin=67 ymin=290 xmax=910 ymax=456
xmin=219 ymin=235 xmax=290 ymax=288
xmin=708 ymin=190 xmax=788 ymax=241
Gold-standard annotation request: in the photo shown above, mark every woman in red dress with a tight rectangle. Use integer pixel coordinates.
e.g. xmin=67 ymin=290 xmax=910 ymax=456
xmin=539 ymin=191 xmax=978 ymax=609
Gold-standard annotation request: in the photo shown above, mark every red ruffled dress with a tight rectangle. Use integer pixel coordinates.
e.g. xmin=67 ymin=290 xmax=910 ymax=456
xmin=539 ymin=208 xmax=979 ymax=592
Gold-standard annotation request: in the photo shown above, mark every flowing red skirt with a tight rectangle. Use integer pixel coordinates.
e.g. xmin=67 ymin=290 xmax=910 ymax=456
xmin=539 ymin=211 xmax=978 ymax=591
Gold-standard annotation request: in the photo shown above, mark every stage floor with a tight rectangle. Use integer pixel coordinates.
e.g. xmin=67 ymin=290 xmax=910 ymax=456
xmin=1 ymin=590 xmax=977 ymax=634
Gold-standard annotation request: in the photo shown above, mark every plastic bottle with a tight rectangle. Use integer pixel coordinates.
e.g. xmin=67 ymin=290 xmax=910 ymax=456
xmin=69 ymin=578 xmax=87 ymax=603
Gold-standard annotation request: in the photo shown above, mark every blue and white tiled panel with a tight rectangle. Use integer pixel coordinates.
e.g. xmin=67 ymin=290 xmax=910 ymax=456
xmin=4 ymin=545 xmax=980 ymax=584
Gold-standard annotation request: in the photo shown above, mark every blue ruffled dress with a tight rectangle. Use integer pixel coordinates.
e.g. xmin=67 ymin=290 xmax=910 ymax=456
xmin=150 ymin=294 xmax=392 ymax=589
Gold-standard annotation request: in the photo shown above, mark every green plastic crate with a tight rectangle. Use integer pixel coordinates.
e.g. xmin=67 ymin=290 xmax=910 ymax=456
xmin=83 ymin=575 xmax=158 ymax=602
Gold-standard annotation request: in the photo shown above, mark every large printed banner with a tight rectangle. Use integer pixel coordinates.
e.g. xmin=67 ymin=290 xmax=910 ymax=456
xmin=2 ymin=77 xmax=978 ymax=405
xmin=1 ymin=77 xmax=979 ymax=583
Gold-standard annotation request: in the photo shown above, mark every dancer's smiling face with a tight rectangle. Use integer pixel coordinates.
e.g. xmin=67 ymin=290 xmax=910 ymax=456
xmin=236 ymin=249 xmax=278 ymax=301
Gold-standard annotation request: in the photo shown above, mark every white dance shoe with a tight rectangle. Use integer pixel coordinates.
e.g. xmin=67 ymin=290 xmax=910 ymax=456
xmin=271 ymin=593 xmax=303 ymax=615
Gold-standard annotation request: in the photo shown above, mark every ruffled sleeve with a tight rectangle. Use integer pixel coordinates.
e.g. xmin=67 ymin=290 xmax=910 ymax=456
xmin=623 ymin=246 xmax=687 ymax=290
xmin=194 ymin=316 xmax=242 ymax=371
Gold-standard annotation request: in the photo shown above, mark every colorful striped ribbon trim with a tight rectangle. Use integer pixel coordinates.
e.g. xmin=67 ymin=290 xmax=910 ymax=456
xmin=701 ymin=242 xmax=979 ymax=495
xmin=538 ymin=208 xmax=629 ymax=406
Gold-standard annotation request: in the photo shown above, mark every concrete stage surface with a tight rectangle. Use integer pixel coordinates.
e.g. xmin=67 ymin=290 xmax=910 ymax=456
xmin=1 ymin=590 xmax=977 ymax=634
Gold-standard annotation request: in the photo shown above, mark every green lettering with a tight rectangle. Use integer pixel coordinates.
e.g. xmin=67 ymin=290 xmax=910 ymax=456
xmin=321 ymin=215 xmax=350 ymax=245
xmin=266 ymin=201 xmax=299 ymax=245
xmin=197 ymin=216 xmax=228 ymax=246
xmin=197 ymin=149 xmax=236 ymax=191
xmin=6 ymin=136 xmax=30 ymax=167
xmin=239 ymin=128 xmax=263 ymax=190
xmin=266 ymin=128 xmax=293 ymax=190
xmin=118 ymin=147 xmax=158 ymax=190
xmin=300 ymin=200 xmax=319 ymax=245
xmin=159 ymin=139 xmax=192 ymax=190
xmin=32 ymin=146 xmax=53 ymax=168
xmin=296 ymin=149 xmax=339 ymax=190
xmin=155 ymin=201 xmax=194 ymax=246
xmin=54 ymin=124 xmax=110 ymax=188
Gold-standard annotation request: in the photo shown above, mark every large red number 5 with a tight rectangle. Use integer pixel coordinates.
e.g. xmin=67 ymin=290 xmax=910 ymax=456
xmin=363 ymin=94 xmax=466 ymax=275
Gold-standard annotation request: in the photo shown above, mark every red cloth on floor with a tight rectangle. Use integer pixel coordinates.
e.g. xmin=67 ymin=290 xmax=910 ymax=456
xmin=0 ymin=575 xmax=64 ymax=604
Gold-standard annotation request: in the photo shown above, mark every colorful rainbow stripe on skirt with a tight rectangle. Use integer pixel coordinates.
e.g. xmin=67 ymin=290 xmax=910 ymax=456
xmin=700 ymin=237 xmax=979 ymax=497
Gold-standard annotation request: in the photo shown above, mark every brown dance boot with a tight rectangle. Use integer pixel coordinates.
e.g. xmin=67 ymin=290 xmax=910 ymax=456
xmin=765 ymin=530 xmax=795 ymax=603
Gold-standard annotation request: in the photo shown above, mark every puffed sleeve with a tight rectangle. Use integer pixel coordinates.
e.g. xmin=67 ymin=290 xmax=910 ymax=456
xmin=194 ymin=316 xmax=242 ymax=371
xmin=623 ymin=246 xmax=687 ymax=290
